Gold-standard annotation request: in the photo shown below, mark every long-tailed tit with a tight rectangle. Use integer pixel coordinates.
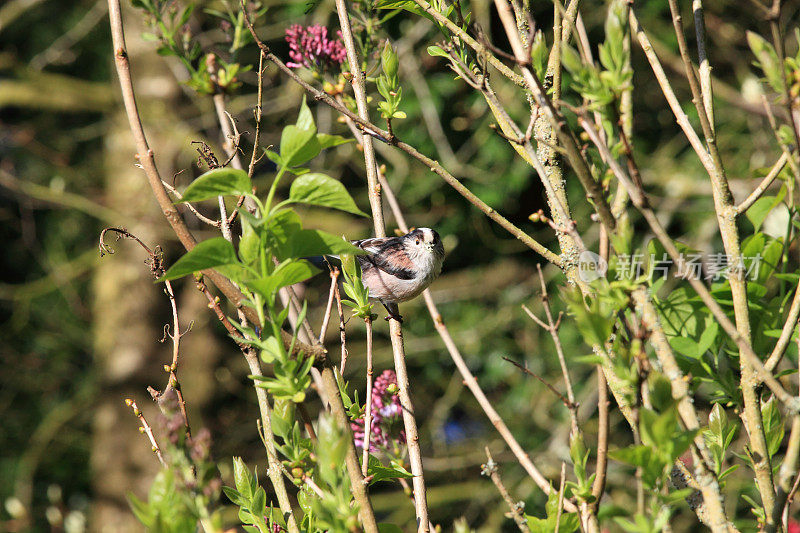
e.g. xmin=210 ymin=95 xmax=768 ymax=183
xmin=312 ymin=228 xmax=445 ymax=321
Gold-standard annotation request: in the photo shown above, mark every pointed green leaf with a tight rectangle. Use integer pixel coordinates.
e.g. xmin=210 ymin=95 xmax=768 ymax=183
xmin=179 ymin=168 xmax=252 ymax=203
xmin=270 ymin=260 xmax=320 ymax=290
xmin=289 ymin=173 xmax=368 ymax=217
xmin=239 ymin=225 xmax=261 ymax=265
xmin=746 ymin=191 xmax=786 ymax=231
xmin=427 ymin=45 xmax=450 ymax=59
xmin=296 ymin=97 xmax=316 ymax=133
xmin=232 ymin=457 xmax=254 ymax=500
xmin=278 ymin=229 xmax=365 ymax=258
xmin=160 ymin=238 xmax=239 ymax=280
xmin=222 ymin=486 xmax=247 ymax=507
xmin=316 ymin=133 xmax=352 ymax=149
xmin=243 ymin=260 xmax=320 ymax=300
xmin=280 ymin=125 xmax=320 ymax=167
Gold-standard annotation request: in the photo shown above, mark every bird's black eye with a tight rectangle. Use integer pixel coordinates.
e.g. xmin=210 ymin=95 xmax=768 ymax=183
xmin=415 ymin=239 xmax=420 ymax=245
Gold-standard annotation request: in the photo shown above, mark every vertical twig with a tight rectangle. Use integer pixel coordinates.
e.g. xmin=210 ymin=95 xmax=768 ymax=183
xmin=211 ymin=94 xmax=237 ymax=242
xmin=555 ymin=463 xmax=566 ymax=533
xmin=362 ymin=317 xmax=374 ymax=476
xmin=248 ymin=52 xmax=265 ymax=180
xmin=591 ymin=368 xmax=608 ymax=508
xmin=766 ymin=0 xmax=800 ymax=168
xmin=531 ymin=264 xmax=578 ymax=435
xmin=333 ymin=270 xmax=348 ymax=373
xmin=692 ymin=0 xmax=714 ymax=130
xmin=162 ymin=279 xmax=192 ymax=440
xmin=319 ymin=365 xmax=380 ymax=533
xmin=333 ymin=0 xmax=384 ymax=235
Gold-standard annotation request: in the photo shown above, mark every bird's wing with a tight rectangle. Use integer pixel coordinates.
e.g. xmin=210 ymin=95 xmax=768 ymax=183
xmin=353 ymin=237 xmax=417 ymax=281
xmin=351 ymin=237 xmax=395 ymax=254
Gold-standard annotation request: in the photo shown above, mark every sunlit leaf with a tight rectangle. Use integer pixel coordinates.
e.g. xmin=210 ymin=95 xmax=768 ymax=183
xmin=289 ymin=173 xmax=368 ymax=217
xmin=160 ymin=238 xmax=239 ymax=281
xmin=179 ymin=168 xmax=252 ymax=203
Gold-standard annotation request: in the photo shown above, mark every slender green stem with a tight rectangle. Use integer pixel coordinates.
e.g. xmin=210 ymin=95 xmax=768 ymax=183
xmin=265 ymin=166 xmax=287 ymax=214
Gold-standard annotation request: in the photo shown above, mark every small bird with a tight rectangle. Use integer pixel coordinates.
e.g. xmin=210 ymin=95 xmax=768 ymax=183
xmin=311 ymin=228 xmax=445 ymax=321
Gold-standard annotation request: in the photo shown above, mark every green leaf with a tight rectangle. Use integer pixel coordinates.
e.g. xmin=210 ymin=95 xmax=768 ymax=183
xmin=244 ymin=260 xmax=320 ymax=299
xmin=259 ymin=336 xmax=282 ymax=363
xmin=746 ymin=192 xmax=785 ymax=231
xmin=289 ymin=173 xmax=368 ymax=216
xmin=251 ymin=487 xmax=267 ymax=516
xmin=127 ymin=493 xmax=154 ymax=527
xmin=179 ymin=168 xmax=252 ymax=203
xmin=762 ymin=396 xmax=784 ymax=458
xmin=280 ymin=125 xmax=320 ymax=167
xmin=160 ymin=238 xmax=239 ymax=281
xmin=276 ymin=229 xmax=365 ymax=259
xmin=295 ymin=96 xmax=316 ymax=133
xmin=708 ymin=403 xmax=727 ymax=438
xmin=316 ymin=133 xmax=352 ymax=149
xmin=427 ymin=45 xmax=450 ymax=59
xmin=222 ymin=486 xmax=247 ymax=507
xmin=526 ymin=488 xmax=580 ymax=533
xmin=381 ymin=42 xmax=399 ymax=79
xmin=268 ymin=208 xmax=303 ymax=238
xmin=264 ymin=149 xmax=283 ymax=167
xmin=373 ymin=0 xmax=433 ymax=21
xmin=232 ymin=457 xmax=254 ymax=500
xmin=669 ymin=337 xmax=700 ymax=358
xmin=747 ymin=31 xmax=785 ymax=93
xmin=238 ymin=225 xmax=261 ymax=265
xmin=367 ymin=455 xmax=414 ymax=485
xmin=272 ymin=259 xmax=320 ymax=289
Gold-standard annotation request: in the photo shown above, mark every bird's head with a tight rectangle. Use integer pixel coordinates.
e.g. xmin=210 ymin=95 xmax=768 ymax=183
xmin=403 ymin=228 xmax=445 ymax=267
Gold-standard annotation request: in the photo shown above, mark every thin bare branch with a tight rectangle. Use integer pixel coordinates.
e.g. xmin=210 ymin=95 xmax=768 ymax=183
xmin=736 ymin=151 xmax=788 ymax=215
xmin=318 ymin=271 xmax=339 ymax=344
xmin=482 ymin=448 xmax=530 ymax=533
xmin=125 ymin=399 xmax=166 ymax=467
xmin=161 ymin=179 xmax=221 ymax=227
xmin=362 ymin=317 xmax=374 ymax=477
xmin=765 ymin=279 xmax=800 ymax=373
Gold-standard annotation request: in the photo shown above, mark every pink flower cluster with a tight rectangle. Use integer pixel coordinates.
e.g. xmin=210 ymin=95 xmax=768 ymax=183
xmin=352 ymin=370 xmax=406 ymax=453
xmin=285 ymin=24 xmax=346 ymax=73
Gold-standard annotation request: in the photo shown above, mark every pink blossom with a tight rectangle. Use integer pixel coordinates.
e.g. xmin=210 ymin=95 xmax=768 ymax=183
xmin=352 ymin=370 xmax=406 ymax=452
xmin=285 ymin=24 xmax=346 ymax=73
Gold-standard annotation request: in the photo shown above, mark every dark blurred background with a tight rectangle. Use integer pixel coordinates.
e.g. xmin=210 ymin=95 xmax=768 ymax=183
xmin=1 ymin=0 xmax=799 ymax=530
